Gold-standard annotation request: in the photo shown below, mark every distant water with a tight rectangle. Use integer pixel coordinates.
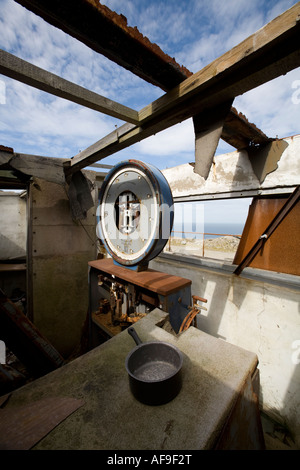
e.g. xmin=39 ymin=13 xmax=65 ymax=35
xmin=172 ymin=222 xmax=244 ymax=239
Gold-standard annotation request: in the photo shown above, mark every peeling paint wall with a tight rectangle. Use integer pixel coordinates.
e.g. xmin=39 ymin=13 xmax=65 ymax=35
xmin=163 ymin=135 xmax=300 ymax=199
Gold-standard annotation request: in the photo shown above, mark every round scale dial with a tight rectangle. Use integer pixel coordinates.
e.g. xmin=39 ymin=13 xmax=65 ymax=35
xmin=96 ymin=160 xmax=173 ymax=267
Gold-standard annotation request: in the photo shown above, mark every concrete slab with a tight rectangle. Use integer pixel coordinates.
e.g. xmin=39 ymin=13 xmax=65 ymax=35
xmin=0 ymin=309 xmax=261 ymax=450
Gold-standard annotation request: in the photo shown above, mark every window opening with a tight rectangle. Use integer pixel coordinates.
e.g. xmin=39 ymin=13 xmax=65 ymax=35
xmin=165 ymin=198 xmax=252 ymax=262
xmin=0 ymin=186 xmax=27 ymax=312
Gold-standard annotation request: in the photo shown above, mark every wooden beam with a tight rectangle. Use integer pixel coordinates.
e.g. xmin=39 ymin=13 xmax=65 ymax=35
xmin=0 ymin=149 xmax=68 ymax=185
xmin=0 ymin=49 xmax=139 ymax=124
xmin=15 ymin=0 xmax=269 ymax=149
xmin=67 ymin=3 xmax=300 ymax=174
xmin=221 ymin=108 xmax=269 ymax=149
xmin=15 ymin=0 xmax=191 ymax=92
xmin=0 ymin=288 xmax=65 ymax=376
xmin=138 ymin=3 xmax=300 ymax=124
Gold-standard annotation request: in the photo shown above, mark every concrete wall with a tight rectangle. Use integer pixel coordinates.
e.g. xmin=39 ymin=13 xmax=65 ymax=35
xmin=150 ymin=253 xmax=300 ymax=447
xmin=158 ymin=134 xmax=300 ymax=444
xmin=0 ymin=191 xmax=26 ymax=261
xmin=163 ymin=135 xmax=300 ymax=200
xmin=30 ymin=173 xmax=98 ymax=357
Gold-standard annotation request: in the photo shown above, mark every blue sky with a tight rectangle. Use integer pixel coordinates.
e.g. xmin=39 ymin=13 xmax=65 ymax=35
xmin=0 ymin=0 xmax=299 ymax=173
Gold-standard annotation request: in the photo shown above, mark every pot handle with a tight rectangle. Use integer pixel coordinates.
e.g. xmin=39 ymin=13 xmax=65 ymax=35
xmin=128 ymin=327 xmax=143 ymax=345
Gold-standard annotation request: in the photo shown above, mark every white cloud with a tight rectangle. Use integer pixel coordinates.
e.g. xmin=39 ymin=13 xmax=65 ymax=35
xmin=0 ymin=74 xmax=115 ymax=157
xmin=135 ymin=120 xmax=194 ymax=157
xmin=234 ymin=68 xmax=300 ymax=138
xmin=0 ymin=0 xmax=299 ymax=168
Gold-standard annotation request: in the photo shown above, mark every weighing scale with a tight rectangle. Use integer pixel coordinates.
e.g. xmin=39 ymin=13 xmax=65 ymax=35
xmin=89 ymin=160 xmax=206 ymax=344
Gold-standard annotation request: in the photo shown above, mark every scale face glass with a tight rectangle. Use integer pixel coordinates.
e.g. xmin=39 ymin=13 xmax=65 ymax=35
xmin=97 ymin=160 xmax=173 ymax=267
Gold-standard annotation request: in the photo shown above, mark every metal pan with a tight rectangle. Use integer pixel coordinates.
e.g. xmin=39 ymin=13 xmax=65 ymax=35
xmin=125 ymin=327 xmax=183 ymax=405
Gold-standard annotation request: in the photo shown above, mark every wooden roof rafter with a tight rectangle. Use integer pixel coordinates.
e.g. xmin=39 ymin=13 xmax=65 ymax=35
xmin=65 ymin=2 xmax=300 ymax=175
xmin=15 ymin=0 xmax=271 ymax=151
xmin=3 ymin=0 xmax=299 ymax=180
xmin=0 ymin=49 xmax=140 ymax=125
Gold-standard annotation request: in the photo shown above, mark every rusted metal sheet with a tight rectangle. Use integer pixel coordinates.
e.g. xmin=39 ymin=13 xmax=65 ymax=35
xmin=0 ymin=145 xmax=13 ymax=154
xmin=15 ymin=0 xmax=190 ymax=91
xmin=234 ymin=187 xmax=300 ymax=275
xmin=88 ymin=258 xmax=191 ymax=296
xmin=0 ymin=289 xmax=66 ymax=377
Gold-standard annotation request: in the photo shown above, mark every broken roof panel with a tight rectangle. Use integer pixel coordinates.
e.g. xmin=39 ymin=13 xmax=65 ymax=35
xmin=15 ymin=0 xmax=270 ymax=150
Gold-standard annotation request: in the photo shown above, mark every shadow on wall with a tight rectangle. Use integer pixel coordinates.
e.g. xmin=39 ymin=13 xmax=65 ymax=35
xmin=0 ymin=234 xmax=26 ymax=261
xmin=150 ymin=254 xmax=300 ymax=448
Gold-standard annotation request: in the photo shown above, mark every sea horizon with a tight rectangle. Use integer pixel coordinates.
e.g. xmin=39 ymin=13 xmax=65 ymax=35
xmin=172 ymin=221 xmax=244 ymax=239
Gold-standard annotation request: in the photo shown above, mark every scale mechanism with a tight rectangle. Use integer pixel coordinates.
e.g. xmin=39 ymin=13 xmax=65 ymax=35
xmin=89 ymin=160 xmax=206 ymax=344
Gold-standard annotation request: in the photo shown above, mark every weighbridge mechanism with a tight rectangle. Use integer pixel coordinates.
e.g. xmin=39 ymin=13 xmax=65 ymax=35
xmin=89 ymin=160 xmax=207 ymax=343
